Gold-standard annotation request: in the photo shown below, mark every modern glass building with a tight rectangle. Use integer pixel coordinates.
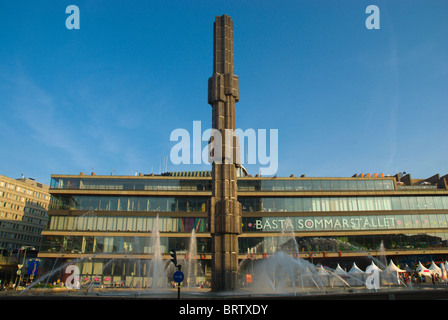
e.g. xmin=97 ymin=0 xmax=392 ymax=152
xmin=38 ymin=171 xmax=448 ymax=286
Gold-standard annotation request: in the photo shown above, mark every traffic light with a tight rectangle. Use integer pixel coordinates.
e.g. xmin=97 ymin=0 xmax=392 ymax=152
xmin=170 ymin=249 xmax=177 ymax=267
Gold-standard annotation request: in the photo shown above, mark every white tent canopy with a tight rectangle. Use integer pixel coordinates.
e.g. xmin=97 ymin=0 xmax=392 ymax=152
xmin=316 ymin=265 xmax=330 ymax=276
xmin=334 ymin=264 xmax=347 ymax=275
xmin=416 ymin=261 xmax=430 ymax=273
xmin=331 ymin=264 xmax=349 ymax=287
xmin=365 ymin=261 xmax=381 ymax=274
xmin=382 ymin=260 xmax=405 ymax=285
xmin=300 ymin=266 xmax=320 ymax=288
xmin=428 ymin=261 xmax=442 ymax=276
xmin=347 ymin=262 xmax=365 ymax=286
xmin=384 ymin=260 xmax=405 ymax=273
xmin=348 ymin=262 xmax=364 ymax=274
xmin=316 ymin=265 xmax=331 ymax=287
xmin=416 ymin=261 xmax=432 ymax=280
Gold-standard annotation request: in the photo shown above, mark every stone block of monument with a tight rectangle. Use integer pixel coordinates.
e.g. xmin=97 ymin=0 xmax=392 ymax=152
xmin=207 ymin=14 xmax=242 ymax=291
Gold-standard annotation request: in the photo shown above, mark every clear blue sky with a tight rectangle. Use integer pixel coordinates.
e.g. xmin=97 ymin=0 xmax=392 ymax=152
xmin=1 ymin=0 xmax=447 ymax=184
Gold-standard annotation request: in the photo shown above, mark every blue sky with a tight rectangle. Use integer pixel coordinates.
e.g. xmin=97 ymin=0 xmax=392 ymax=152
xmin=1 ymin=0 xmax=447 ymax=184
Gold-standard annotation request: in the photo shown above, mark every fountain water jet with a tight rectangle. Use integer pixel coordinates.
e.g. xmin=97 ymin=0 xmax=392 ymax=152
xmin=187 ymin=228 xmax=198 ymax=288
xmin=149 ymin=214 xmax=167 ymax=288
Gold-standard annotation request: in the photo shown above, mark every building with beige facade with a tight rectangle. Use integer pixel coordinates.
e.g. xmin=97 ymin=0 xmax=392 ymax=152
xmin=0 ymin=175 xmax=50 ymax=252
xmin=0 ymin=175 xmax=50 ymax=284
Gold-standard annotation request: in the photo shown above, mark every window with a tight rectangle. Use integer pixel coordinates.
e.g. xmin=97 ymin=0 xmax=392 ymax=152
xmin=383 ymin=180 xmax=394 ymax=190
xmin=136 ymin=218 xmax=146 ymax=231
xmin=273 ymin=180 xmax=285 ymax=191
xmin=128 ymin=197 xmax=138 ymax=211
xmin=365 ymin=180 xmax=375 ymax=190
xmin=283 ymin=180 xmax=294 ymax=191
xmin=355 ymin=198 xmax=364 ymax=211
xmin=330 ymin=180 xmax=340 ymax=190
xmin=357 ymin=180 xmax=367 ymax=190
xmin=126 ymin=218 xmax=136 ymax=231
xmin=434 ymin=197 xmax=444 ymax=209
xmin=109 ymin=197 xmax=118 ymax=211
xmin=86 ymin=217 xmax=95 ymax=231
xmin=137 ymin=197 xmax=148 ymax=211
xmin=311 ymin=180 xmax=322 ymax=191
xmin=96 ymin=217 xmax=105 ymax=231
xmin=158 ymin=198 xmax=168 ymax=211
xmin=443 ymin=197 xmax=448 ymax=210
xmin=284 ymin=198 xmax=294 ymax=212
xmin=293 ymin=198 xmax=303 ymax=211
xmin=321 ymin=180 xmax=330 ymax=190
xmin=148 ymin=198 xmax=157 ymax=211
xmin=117 ymin=217 xmax=126 ymax=231
xmin=99 ymin=197 xmax=109 ymax=211
xmin=339 ymin=180 xmax=349 ymax=190
xmin=409 ymin=197 xmax=418 ymax=210
xmin=348 ymin=180 xmax=358 ymax=191
xmin=79 ymin=196 xmax=90 ymax=210
xmin=374 ymin=180 xmax=384 ymax=190
xmin=106 ymin=217 xmax=116 ymax=231
xmin=178 ymin=198 xmax=187 ymax=212
xmin=303 ymin=198 xmax=312 ymax=212
xmin=302 ymin=181 xmax=312 ymax=191
xmin=425 ymin=196 xmax=435 ymax=210
xmin=274 ymin=198 xmax=284 ymax=211
xmin=89 ymin=196 xmax=100 ymax=210
xmin=261 ymin=180 xmax=274 ymax=191
xmin=391 ymin=197 xmax=401 ymax=210
xmin=417 ymin=197 xmax=426 ymax=210
xmin=262 ymin=198 xmax=274 ymax=212
xmin=384 ymin=197 xmax=392 ymax=210
xmin=56 ymin=216 xmax=65 ymax=230
xmin=293 ymin=180 xmax=303 ymax=191
xmin=118 ymin=197 xmax=128 ymax=211
xmin=400 ymin=197 xmax=410 ymax=210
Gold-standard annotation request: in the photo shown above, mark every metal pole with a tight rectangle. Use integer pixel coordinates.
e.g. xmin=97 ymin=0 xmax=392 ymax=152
xmin=177 ymin=265 xmax=181 ymax=300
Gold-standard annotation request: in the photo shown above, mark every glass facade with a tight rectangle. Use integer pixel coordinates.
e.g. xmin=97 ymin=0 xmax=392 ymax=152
xmin=50 ymin=195 xmax=208 ymax=212
xmin=50 ymin=177 xmax=211 ymax=191
xmin=41 ymin=235 xmax=210 ymax=255
xmin=39 ymin=175 xmax=448 ymax=283
xmin=242 ymin=214 xmax=448 ymax=232
xmin=239 ymin=233 xmax=448 ymax=256
xmin=47 ymin=215 xmax=207 ymax=233
xmin=240 ymin=195 xmax=448 ymax=212
xmin=237 ymin=178 xmax=395 ymax=191
xmin=50 ymin=194 xmax=448 ymax=213
xmin=50 ymin=177 xmax=396 ymax=192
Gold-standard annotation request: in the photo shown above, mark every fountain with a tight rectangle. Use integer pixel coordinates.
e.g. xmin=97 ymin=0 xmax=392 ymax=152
xmin=237 ymin=232 xmax=416 ymax=296
xmin=378 ymin=240 xmax=387 ymax=269
xmin=13 ymin=217 xmax=411 ymax=298
xmin=149 ymin=214 xmax=167 ymax=288
xmin=239 ymin=222 xmax=327 ymax=295
xmin=187 ymin=229 xmax=198 ymax=287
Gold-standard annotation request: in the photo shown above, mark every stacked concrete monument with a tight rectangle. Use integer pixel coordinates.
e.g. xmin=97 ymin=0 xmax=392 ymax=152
xmin=207 ymin=15 xmax=242 ymax=291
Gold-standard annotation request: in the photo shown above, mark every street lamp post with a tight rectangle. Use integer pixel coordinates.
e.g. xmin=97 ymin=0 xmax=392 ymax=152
xmin=14 ymin=246 xmax=35 ymax=289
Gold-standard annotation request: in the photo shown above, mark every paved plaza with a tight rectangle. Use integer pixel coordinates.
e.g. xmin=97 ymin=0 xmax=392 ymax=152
xmin=2 ymin=283 xmax=448 ymax=300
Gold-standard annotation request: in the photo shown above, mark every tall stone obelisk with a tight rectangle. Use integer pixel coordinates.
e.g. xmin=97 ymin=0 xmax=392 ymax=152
xmin=207 ymin=15 xmax=242 ymax=291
